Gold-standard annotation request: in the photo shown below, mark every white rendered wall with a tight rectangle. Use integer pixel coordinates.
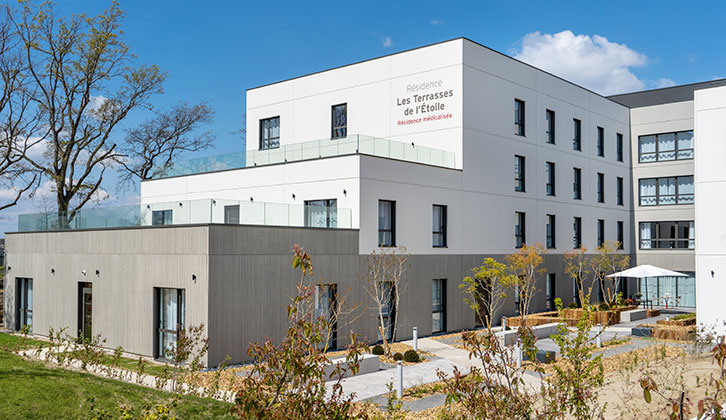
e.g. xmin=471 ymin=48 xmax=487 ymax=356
xmin=694 ymin=86 xmax=726 ymax=335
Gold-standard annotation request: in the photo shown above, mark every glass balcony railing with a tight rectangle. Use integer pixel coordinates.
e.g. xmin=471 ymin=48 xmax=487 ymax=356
xmin=17 ymin=199 xmax=352 ymax=232
xmin=152 ymin=134 xmax=456 ymax=179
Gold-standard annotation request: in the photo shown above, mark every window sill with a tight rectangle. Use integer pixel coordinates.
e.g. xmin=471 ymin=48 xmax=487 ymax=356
xmin=433 ymin=245 xmax=448 ymax=249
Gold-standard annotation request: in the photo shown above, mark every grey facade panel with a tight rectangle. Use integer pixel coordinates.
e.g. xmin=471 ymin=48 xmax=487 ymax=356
xmin=609 ymin=79 xmax=726 ymax=108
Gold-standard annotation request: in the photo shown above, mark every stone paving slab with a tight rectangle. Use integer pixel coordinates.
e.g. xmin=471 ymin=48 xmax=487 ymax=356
xmin=366 ymin=393 xmax=447 ymax=413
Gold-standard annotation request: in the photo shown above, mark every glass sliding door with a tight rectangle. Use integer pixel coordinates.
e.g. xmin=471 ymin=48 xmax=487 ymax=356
xmin=156 ymin=288 xmax=185 ymax=359
xmin=305 ymin=199 xmax=337 ymax=228
xmin=432 ymin=279 xmax=446 ymax=333
xmin=224 ymin=205 xmax=240 ymax=224
xmin=16 ymin=278 xmax=33 ymax=332
xmin=314 ymin=284 xmax=337 ymax=350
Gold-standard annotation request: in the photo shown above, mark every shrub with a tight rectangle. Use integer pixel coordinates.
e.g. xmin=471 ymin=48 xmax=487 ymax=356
xmin=403 ymin=349 xmax=419 ymax=363
xmin=393 ymin=352 xmax=403 ymax=361
xmin=372 ymin=345 xmax=384 ymax=355
xmin=598 ymin=302 xmax=610 ymax=312
xmin=673 ymin=312 xmax=696 ymax=321
xmin=567 ymin=301 xmax=578 ymax=309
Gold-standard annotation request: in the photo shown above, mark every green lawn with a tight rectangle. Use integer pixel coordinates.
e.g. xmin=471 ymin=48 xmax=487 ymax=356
xmin=0 ymin=349 xmax=235 ymax=419
xmin=0 ymin=331 xmax=50 ymax=351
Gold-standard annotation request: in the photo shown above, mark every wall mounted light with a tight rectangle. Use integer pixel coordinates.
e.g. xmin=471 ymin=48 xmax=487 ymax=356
xmin=343 ymin=189 xmax=347 ymax=196
xmin=81 ymin=270 xmax=87 ymax=276
xmin=178 ymin=202 xmax=183 ymax=207
xmin=50 ymin=268 xmax=55 ymax=274
xmin=250 ymin=197 xmax=254 ymax=202
xmin=212 ymin=199 xmax=216 ymax=205
xmin=712 ymin=270 xmax=715 ymax=278
xmin=192 ymin=274 xmax=197 ymax=283
xmin=146 ymin=204 xmax=151 ymax=210
xmin=95 ymin=269 xmax=100 ymax=276
xmin=292 ymin=194 xmax=296 ymax=200
xmin=411 ymin=142 xmax=415 ymax=147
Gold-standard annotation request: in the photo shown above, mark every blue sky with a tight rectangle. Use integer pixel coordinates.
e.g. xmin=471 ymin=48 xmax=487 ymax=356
xmin=2 ymin=0 xmax=725 ymax=234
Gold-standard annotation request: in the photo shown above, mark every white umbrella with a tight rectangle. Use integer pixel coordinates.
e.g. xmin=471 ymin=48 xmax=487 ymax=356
xmin=606 ymin=264 xmax=687 ymax=278
xmin=606 ymin=264 xmax=687 ymax=307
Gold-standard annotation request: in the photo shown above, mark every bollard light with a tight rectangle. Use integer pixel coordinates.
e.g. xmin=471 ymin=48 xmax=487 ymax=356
xmin=516 ymin=340 xmax=522 ymax=368
xmin=502 ymin=317 xmax=507 ymax=331
xmin=596 ymin=324 xmax=602 ymax=348
xmin=396 ymin=361 xmax=403 ymax=399
xmin=413 ymin=327 xmax=418 ymax=351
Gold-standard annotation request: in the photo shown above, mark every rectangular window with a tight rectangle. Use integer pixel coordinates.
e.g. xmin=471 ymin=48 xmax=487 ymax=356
xmin=617 ymin=177 xmax=624 ymax=206
xmin=546 ymin=273 xmax=556 ymax=311
xmin=432 ymin=279 xmax=446 ymax=333
xmin=515 ymin=211 xmax=526 ymax=248
xmin=16 ymin=278 xmax=33 ymax=332
xmin=331 ymin=103 xmax=347 ymax=139
xmin=546 ymin=162 xmax=556 ymax=196
xmin=597 ymin=126 xmax=605 ymax=157
xmin=638 ymin=176 xmax=694 ymax=206
xmin=573 ymin=167 xmax=582 ymax=199
xmin=78 ymin=282 xmax=93 ymax=340
xmin=315 ymin=284 xmax=338 ymax=349
xmin=616 ymin=133 xmax=624 ymax=162
xmin=514 ymin=155 xmax=526 ymax=192
xmin=155 ymin=288 xmax=185 ymax=359
xmin=378 ymin=200 xmax=395 ymax=247
xmin=378 ymin=282 xmax=396 ymax=341
xmin=546 ymin=109 xmax=555 ymax=144
xmin=639 ymin=221 xmax=694 ymax=249
xmin=305 ymin=199 xmax=338 ymax=228
xmin=432 ymin=205 xmax=447 ymax=247
xmin=573 ymin=118 xmax=582 ymax=151
xmin=597 ymin=173 xmax=605 ymax=203
xmin=597 ymin=219 xmax=605 ymax=247
xmin=514 ymin=99 xmax=525 ymax=136
xmin=259 ymin=116 xmax=280 ymax=150
xmin=152 ymin=210 xmax=172 ymax=226
xmin=573 ymin=217 xmax=582 ymax=249
xmin=546 ymin=214 xmax=556 ymax=249
xmin=617 ymin=221 xmax=624 ymax=249
xmin=638 ymin=130 xmax=694 ymax=163
xmin=224 ymin=205 xmax=240 ymax=224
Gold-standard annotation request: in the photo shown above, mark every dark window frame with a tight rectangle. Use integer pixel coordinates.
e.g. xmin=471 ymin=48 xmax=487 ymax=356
xmin=432 ymin=204 xmax=447 ymax=248
xmin=15 ymin=277 xmax=33 ymax=332
xmin=597 ymin=219 xmax=605 ymax=247
xmin=546 ymin=161 xmax=556 ymax=196
xmin=638 ymin=130 xmax=694 ymax=163
xmin=331 ymin=103 xmax=347 ymax=139
xmin=432 ymin=279 xmax=447 ymax=333
xmin=573 ymin=167 xmax=582 ymax=200
xmin=305 ymin=199 xmax=338 ymax=228
xmin=152 ymin=209 xmax=173 ymax=226
xmin=597 ymin=173 xmax=605 ymax=203
xmin=617 ymin=221 xmax=624 ymax=249
xmin=617 ymin=176 xmax=624 ymax=206
xmin=378 ymin=200 xmax=396 ymax=247
xmin=546 ymin=214 xmax=556 ymax=249
xmin=573 ymin=118 xmax=582 ymax=151
xmin=638 ymin=176 xmax=695 ymax=206
xmin=546 ymin=273 xmax=556 ymax=311
xmin=515 ymin=211 xmax=526 ymax=249
xmin=546 ymin=109 xmax=556 ymax=144
xmin=573 ymin=216 xmax=582 ymax=249
xmin=639 ymin=221 xmax=694 ymax=250
xmin=616 ymin=133 xmax=624 ymax=162
xmin=259 ymin=116 xmax=281 ymax=150
xmin=597 ymin=126 xmax=605 ymax=157
xmin=514 ymin=99 xmax=526 ymax=136
xmin=154 ymin=287 xmax=186 ymax=361
xmin=514 ymin=155 xmax=526 ymax=192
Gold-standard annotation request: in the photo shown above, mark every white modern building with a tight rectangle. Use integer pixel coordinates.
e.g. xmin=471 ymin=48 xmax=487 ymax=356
xmin=4 ymin=38 xmax=725 ymax=365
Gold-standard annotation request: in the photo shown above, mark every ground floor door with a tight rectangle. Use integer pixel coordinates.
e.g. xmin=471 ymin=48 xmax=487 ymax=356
xmin=78 ymin=282 xmax=93 ymax=339
xmin=16 ymin=278 xmax=32 ymax=331
xmin=156 ymin=288 xmax=185 ymax=359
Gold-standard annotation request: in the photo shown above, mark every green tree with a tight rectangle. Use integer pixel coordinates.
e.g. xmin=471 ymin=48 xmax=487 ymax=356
xmin=460 ymin=257 xmax=513 ymax=330
xmin=591 ymin=240 xmax=630 ymax=306
xmin=504 ymin=243 xmax=545 ymax=327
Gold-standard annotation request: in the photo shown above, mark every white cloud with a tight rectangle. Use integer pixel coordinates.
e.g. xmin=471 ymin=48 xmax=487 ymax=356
xmin=512 ymin=30 xmax=648 ymax=95
xmin=88 ymin=95 xmax=108 ymax=112
xmin=653 ymin=78 xmax=676 ymax=89
xmin=382 ymin=36 xmax=392 ymax=48
xmin=429 ymin=19 xmax=444 ymax=25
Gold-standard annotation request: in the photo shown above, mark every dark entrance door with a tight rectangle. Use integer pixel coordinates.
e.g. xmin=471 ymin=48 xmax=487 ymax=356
xmin=78 ymin=282 xmax=93 ymax=339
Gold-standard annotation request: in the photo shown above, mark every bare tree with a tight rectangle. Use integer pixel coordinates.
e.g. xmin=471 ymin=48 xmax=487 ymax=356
xmin=364 ymin=246 xmax=409 ymax=356
xmin=0 ymin=5 xmax=41 ymax=211
xmin=564 ymin=246 xmax=591 ymax=307
xmin=504 ymin=243 xmax=545 ymax=327
xmin=8 ymin=1 xmax=165 ymax=226
xmin=460 ymin=257 xmax=513 ymax=330
xmin=591 ymin=240 xmax=630 ymax=306
xmin=117 ymin=102 xmax=215 ymax=185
